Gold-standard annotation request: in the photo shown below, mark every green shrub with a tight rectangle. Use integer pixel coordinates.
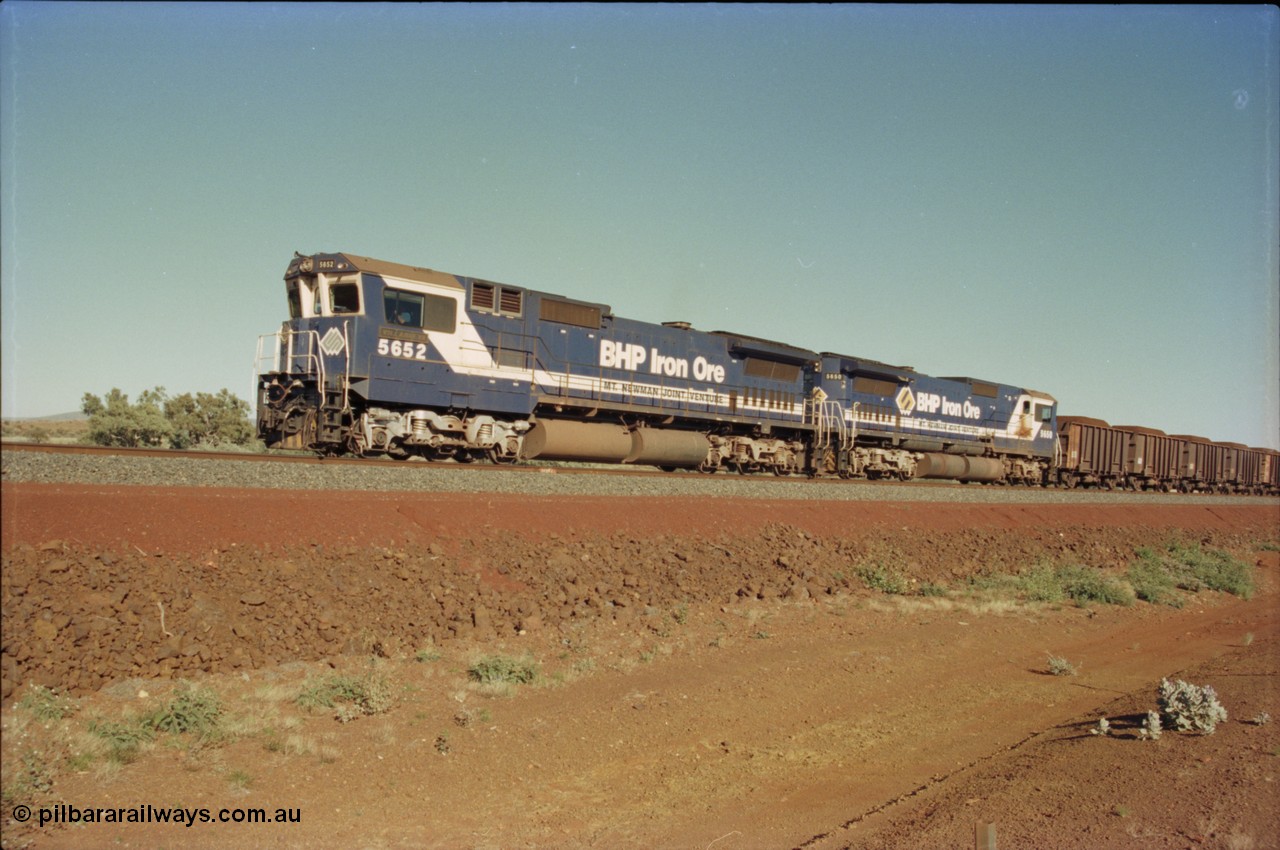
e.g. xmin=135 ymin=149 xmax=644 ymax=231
xmin=1046 ymin=654 xmax=1078 ymax=676
xmin=81 ymin=387 xmax=172 ymax=447
xmin=857 ymin=562 xmax=910 ymax=595
xmin=1128 ymin=549 xmax=1185 ymax=607
xmin=142 ymin=683 xmax=223 ymax=738
xmin=296 ymin=669 xmax=394 ymax=721
xmin=18 ymin=684 xmax=78 ymax=722
xmin=1017 ymin=563 xmax=1067 ymax=603
xmin=88 ymin=718 xmax=155 ymax=765
xmin=1166 ymin=543 xmax=1254 ymax=599
xmin=81 ymin=386 xmax=253 ymax=449
xmin=1055 ymin=564 xmax=1134 ymax=607
xmin=467 ymin=655 xmax=539 ymax=686
xmin=967 ymin=562 xmax=1133 ymax=607
xmin=2 ymin=751 xmax=55 ymax=802
xmin=1130 ymin=544 xmax=1254 ymax=603
xmin=1159 ymin=678 xmax=1227 ymax=734
xmin=163 ymin=389 xmax=254 ymax=449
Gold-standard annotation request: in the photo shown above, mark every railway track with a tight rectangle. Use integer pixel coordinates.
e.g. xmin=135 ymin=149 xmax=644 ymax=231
xmin=0 ymin=439 xmax=961 ymax=487
xmin=3 ymin=440 xmax=1276 ymax=504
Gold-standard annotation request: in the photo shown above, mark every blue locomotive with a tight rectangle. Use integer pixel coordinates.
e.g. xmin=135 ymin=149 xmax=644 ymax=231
xmin=255 ymin=251 xmax=1057 ymax=482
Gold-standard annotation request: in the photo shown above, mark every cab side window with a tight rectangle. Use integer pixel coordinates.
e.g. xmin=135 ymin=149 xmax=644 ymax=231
xmin=385 ymin=289 xmax=456 ymax=333
xmin=330 ymin=282 xmax=361 ymax=314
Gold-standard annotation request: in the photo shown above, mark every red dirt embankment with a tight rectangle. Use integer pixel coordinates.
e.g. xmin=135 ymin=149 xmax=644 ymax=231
xmin=1 ymin=482 xmax=1277 ymax=850
xmin=3 ymin=483 xmax=1274 ymax=700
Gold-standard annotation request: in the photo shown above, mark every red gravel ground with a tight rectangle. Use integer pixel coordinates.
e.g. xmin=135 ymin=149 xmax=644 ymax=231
xmin=2 ymin=481 xmax=1278 ymax=849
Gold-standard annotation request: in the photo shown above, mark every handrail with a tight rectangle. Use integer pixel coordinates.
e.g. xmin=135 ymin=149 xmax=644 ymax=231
xmin=256 ymin=328 xmax=328 ymax=394
xmin=808 ymin=398 xmax=852 ymax=452
xmin=341 ymin=321 xmax=351 ymax=412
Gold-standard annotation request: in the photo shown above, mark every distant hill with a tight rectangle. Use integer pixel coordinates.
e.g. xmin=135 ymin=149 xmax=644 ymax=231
xmin=6 ymin=411 xmax=89 ymax=422
xmin=1 ymin=414 xmax=89 ymax=443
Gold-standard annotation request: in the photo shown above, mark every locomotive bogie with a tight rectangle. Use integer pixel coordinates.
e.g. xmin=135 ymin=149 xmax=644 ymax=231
xmin=855 ymin=446 xmax=918 ymax=481
xmin=713 ymin=434 xmax=807 ymax=475
xmin=1004 ymin=456 xmax=1050 ymax=486
xmin=352 ymin=408 xmax=529 ymax=462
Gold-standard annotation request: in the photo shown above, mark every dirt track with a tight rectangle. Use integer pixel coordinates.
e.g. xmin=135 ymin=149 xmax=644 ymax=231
xmin=2 ymin=482 xmax=1278 ymax=849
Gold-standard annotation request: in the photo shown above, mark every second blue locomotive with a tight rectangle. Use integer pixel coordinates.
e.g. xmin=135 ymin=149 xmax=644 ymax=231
xmin=255 ymin=251 xmax=1057 ymax=482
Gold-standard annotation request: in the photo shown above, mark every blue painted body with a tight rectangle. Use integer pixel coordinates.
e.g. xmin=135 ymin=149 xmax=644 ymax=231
xmin=275 ymin=255 xmax=816 ymax=430
xmin=813 ymin=353 xmax=1057 ymax=459
xmin=259 ymin=252 xmax=1056 ymax=468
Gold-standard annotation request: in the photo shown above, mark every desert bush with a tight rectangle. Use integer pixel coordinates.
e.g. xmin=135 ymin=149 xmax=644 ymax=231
xmin=2 ymin=751 xmax=55 ymax=803
xmin=82 ymin=387 xmax=172 ymax=447
xmin=1046 ymin=654 xmax=1078 ymax=676
xmin=1131 ymin=544 xmax=1254 ymax=602
xmin=468 ymin=655 xmax=539 ymax=686
xmin=1054 ymin=564 xmax=1135 ymax=607
xmin=1167 ymin=543 xmax=1254 ymax=598
xmin=971 ymin=562 xmax=1132 ymax=607
xmin=297 ymin=668 xmax=395 ymax=721
xmin=1127 ymin=550 xmax=1185 ymax=607
xmin=17 ymin=684 xmax=79 ymax=722
xmin=81 ymin=386 xmax=253 ymax=449
xmin=142 ymin=683 xmax=224 ymax=739
xmin=1016 ymin=563 xmax=1067 ymax=603
xmin=163 ymin=389 xmax=253 ymax=448
xmin=87 ymin=718 xmax=155 ymax=765
xmin=856 ymin=562 xmax=910 ymax=595
xmin=1159 ymin=678 xmax=1228 ymax=734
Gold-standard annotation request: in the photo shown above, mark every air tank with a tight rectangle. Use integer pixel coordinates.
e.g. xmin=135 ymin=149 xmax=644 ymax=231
xmin=624 ymin=428 xmax=710 ymax=467
xmin=915 ymin=453 xmax=1004 ymax=482
xmin=521 ymin=420 xmax=632 ymax=463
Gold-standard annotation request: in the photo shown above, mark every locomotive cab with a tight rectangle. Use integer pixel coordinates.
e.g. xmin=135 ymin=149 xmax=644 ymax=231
xmin=257 ymin=253 xmax=530 ymax=459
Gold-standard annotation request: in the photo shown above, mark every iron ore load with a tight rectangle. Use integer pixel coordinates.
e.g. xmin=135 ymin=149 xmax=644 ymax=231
xmin=255 ymin=252 xmax=1277 ymax=494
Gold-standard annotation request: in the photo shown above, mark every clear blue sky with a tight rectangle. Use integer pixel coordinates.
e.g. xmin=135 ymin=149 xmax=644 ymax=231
xmin=3 ymin=3 xmax=1277 ymax=449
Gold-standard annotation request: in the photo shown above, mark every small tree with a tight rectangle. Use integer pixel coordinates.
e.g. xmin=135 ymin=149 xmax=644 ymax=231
xmin=81 ymin=387 xmax=172 ymax=447
xmin=164 ymin=389 xmax=253 ymax=448
xmin=82 ymin=386 xmax=252 ymax=449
